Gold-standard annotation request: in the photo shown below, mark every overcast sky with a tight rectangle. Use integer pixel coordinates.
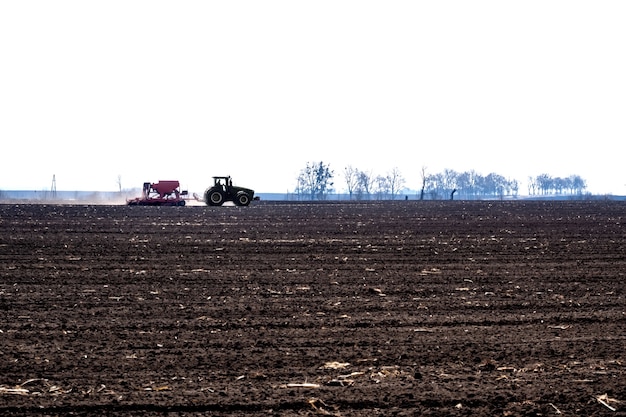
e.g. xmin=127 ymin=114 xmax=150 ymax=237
xmin=1 ymin=1 xmax=625 ymax=195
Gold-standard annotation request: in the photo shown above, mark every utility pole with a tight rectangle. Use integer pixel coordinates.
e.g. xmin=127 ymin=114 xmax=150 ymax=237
xmin=51 ymin=174 xmax=57 ymax=199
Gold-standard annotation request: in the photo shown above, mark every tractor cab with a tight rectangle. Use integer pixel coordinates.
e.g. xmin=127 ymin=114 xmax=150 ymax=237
xmin=213 ymin=176 xmax=233 ymax=190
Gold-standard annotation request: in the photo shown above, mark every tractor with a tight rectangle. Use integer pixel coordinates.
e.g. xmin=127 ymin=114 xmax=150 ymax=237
xmin=127 ymin=180 xmax=190 ymax=206
xmin=203 ymin=176 xmax=255 ymax=206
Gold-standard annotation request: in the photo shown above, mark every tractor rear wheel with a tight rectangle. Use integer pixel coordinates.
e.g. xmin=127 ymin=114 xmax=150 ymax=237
xmin=235 ymin=193 xmax=252 ymax=206
xmin=207 ymin=190 xmax=225 ymax=206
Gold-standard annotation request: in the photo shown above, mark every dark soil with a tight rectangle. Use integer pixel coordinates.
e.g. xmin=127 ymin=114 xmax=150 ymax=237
xmin=0 ymin=201 xmax=624 ymax=416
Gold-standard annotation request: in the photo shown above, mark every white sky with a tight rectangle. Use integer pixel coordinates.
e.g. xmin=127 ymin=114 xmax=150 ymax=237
xmin=1 ymin=1 xmax=625 ymax=195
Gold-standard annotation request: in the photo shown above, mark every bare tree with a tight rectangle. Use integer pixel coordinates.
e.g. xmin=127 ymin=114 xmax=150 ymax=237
xmin=355 ymin=170 xmax=374 ymax=200
xmin=386 ymin=167 xmax=405 ymax=200
xmin=297 ymin=161 xmax=334 ymax=200
xmin=535 ymin=173 xmax=552 ymax=195
xmin=117 ymin=175 xmax=122 ymax=193
xmin=425 ymin=172 xmax=444 ymax=199
xmin=419 ymin=166 xmax=427 ymax=200
xmin=527 ymin=176 xmax=538 ymax=196
xmin=510 ymin=178 xmax=520 ymax=197
xmin=344 ymin=166 xmax=359 ymax=200
xmin=443 ymin=169 xmax=458 ymax=193
xmin=374 ymin=175 xmax=390 ymax=200
xmin=456 ymin=171 xmax=473 ymax=199
xmin=569 ymin=175 xmax=586 ymax=194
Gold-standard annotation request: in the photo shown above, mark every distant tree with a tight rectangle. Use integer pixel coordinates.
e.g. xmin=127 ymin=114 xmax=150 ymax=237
xmin=528 ymin=176 xmax=538 ymax=195
xmin=470 ymin=173 xmax=484 ymax=196
xmin=374 ymin=175 xmax=390 ymax=200
xmin=297 ymin=161 xmax=334 ymax=200
xmin=426 ymin=168 xmax=459 ymax=199
xmin=484 ymin=172 xmax=507 ymax=198
xmin=419 ymin=166 xmax=427 ymax=200
xmin=344 ymin=166 xmax=359 ymax=200
xmin=117 ymin=175 xmax=122 ymax=193
xmin=456 ymin=171 xmax=475 ymax=199
xmin=443 ymin=169 xmax=459 ymax=193
xmin=569 ymin=175 xmax=586 ymax=194
xmin=425 ymin=172 xmax=444 ymax=199
xmin=535 ymin=173 xmax=552 ymax=194
xmin=554 ymin=176 xmax=565 ymax=194
xmin=466 ymin=170 xmax=483 ymax=199
xmin=355 ymin=170 xmax=374 ymax=200
xmin=386 ymin=167 xmax=405 ymax=200
xmin=509 ymin=178 xmax=520 ymax=197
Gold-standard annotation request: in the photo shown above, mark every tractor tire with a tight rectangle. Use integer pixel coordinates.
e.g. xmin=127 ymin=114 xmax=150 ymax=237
xmin=235 ymin=193 xmax=252 ymax=206
xmin=177 ymin=200 xmax=186 ymax=206
xmin=207 ymin=190 xmax=225 ymax=206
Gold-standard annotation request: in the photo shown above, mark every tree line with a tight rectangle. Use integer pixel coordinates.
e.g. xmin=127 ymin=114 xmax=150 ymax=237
xmin=527 ymin=174 xmax=587 ymax=196
xmin=293 ymin=161 xmax=587 ymax=200
xmin=294 ymin=162 xmax=407 ymax=200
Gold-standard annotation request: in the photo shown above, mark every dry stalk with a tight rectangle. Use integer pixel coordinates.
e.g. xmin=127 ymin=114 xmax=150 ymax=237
xmin=308 ymin=398 xmax=338 ymax=416
xmin=321 ymin=362 xmax=350 ymax=370
xmin=286 ymin=383 xmax=321 ymax=389
xmin=594 ymin=394 xmax=617 ymax=412
xmin=0 ymin=379 xmax=68 ymax=396
xmin=325 ymin=379 xmax=354 ymax=387
xmin=0 ymin=387 xmax=29 ymax=395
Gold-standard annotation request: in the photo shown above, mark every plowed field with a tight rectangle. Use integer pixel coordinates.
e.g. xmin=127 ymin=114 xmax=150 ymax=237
xmin=0 ymin=201 xmax=624 ymax=416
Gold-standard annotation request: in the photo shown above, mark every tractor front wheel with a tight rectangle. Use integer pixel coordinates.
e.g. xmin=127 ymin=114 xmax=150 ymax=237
xmin=207 ymin=190 xmax=225 ymax=206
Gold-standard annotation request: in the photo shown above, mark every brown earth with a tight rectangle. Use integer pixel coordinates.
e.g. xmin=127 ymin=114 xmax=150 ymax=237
xmin=0 ymin=201 xmax=624 ymax=416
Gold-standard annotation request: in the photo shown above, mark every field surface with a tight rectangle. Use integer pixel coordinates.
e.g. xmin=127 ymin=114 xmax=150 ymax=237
xmin=0 ymin=201 xmax=624 ymax=416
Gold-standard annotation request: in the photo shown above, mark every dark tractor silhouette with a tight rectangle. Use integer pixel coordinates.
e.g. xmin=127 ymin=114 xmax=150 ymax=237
xmin=204 ymin=176 xmax=256 ymax=206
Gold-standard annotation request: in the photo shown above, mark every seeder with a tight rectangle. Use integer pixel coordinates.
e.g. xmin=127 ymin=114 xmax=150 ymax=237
xmin=126 ymin=181 xmax=191 ymax=206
